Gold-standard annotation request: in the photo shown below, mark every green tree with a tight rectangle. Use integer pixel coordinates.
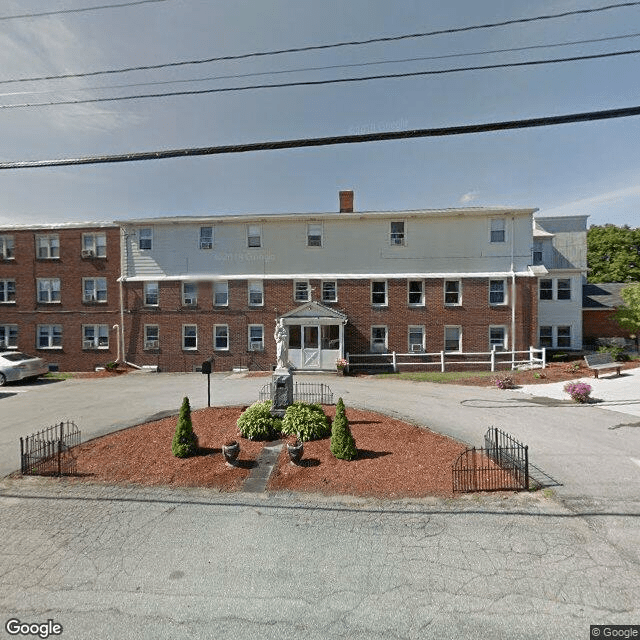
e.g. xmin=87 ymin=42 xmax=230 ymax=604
xmin=330 ymin=397 xmax=357 ymax=461
xmin=587 ymin=224 xmax=640 ymax=283
xmin=172 ymin=396 xmax=198 ymax=458
xmin=615 ymin=283 xmax=640 ymax=351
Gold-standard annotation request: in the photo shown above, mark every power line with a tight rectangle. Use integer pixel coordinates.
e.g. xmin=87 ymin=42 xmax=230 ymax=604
xmin=2 ymin=48 xmax=639 ymax=109
xmin=4 ymin=31 xmax=640 ymax=99
xmin=0 ymin=1 xmax=638 ymax=84
xmin=0 ymin=0 xmax=168 ymax=21
xmin=2 ymin=105 xmax=639 ymax=170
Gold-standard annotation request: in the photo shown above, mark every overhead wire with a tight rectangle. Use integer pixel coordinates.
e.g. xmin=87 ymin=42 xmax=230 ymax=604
xmin=0 ymin=0 xmax=168 ymax=21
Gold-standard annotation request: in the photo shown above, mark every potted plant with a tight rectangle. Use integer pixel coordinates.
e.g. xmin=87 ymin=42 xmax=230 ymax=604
xmin=336 ymin=357 xmax=348 ymax=376
xmin=285 ymin=434 xmax=304 ymax=464
xmin=222 ymin=439 xmax=240 ymax=464
xmin=563 ymin=381 xmax=592 ymax=403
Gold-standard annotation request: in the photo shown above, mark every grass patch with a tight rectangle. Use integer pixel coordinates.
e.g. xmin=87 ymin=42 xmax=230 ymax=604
xmin=375 ymin=371 xmax=496 ymax=383
xmin=44 ymin=372 xmax=74 ymax=381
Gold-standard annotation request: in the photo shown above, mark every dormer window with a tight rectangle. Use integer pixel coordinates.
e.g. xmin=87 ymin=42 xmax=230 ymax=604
xmin=247 ymin=224 xmax=262 ymax=248
xmin=390 ymin=221 xmax=405 ymax=246
xmin=490 ymin=218 xmax=505 ymax=243
xmin=139 ymin=228 xmax=153 ymax=250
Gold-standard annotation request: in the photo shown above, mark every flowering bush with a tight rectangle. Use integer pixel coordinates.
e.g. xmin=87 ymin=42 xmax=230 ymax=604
xmin=492 ymin=374 xmax=515 ymax=389
xmin=336 ymin=358 xmax=348 ymax=369
xmin=564 ymin=381 xmax=592 ymax=403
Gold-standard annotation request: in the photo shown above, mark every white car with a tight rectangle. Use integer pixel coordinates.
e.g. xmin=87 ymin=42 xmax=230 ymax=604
xmin=0 ymin=351 xmax=49 ymax=386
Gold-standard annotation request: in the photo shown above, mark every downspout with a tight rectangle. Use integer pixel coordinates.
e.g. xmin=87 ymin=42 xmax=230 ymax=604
xmin=511 ymin=216 xmax=516 ymax=369
xmin=118 ymin=226 xmax=142 ymax=370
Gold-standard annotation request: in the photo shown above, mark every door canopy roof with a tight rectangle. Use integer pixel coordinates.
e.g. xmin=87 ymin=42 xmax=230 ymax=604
xmin=279 ymin=301 xmax=347 ymax=323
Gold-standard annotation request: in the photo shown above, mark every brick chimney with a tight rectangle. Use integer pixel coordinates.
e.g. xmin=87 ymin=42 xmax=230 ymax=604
xmin=339 ymin=190 xmax=354 ymax=213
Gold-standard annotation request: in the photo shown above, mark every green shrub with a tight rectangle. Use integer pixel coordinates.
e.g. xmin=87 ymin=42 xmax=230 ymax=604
xmin=172 ymin=396 xmax=199 ymax=458
xmin=330 ymin=397 xmax=357 ymax=461
xmin=598 ymin=344 xmax=629 ymax=361
xmin=281 ymin=402 xmax=330 ymax=442
xmin=237 ymin=401 xmax=282 ymax=440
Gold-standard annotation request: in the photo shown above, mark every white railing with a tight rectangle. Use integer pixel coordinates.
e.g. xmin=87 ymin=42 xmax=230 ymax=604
xmin=346 ymin=347 xmax=546 ymax=373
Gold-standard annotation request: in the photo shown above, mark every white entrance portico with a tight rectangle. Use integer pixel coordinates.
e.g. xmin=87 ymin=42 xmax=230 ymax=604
xmin=278 ymin=301 xmax=347 ymax=371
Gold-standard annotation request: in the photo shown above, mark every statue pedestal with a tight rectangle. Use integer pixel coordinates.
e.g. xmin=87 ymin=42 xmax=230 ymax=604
xmin=270 ymin=370 xmax=293 ymax=418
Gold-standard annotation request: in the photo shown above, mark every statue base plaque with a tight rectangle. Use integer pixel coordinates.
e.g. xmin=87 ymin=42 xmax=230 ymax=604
xmin=270 ymin=371 xmax=293 ymax=418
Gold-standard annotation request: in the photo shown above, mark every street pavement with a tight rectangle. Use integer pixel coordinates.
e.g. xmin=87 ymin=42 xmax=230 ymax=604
xmin=1 ymin=369 xmax=639 ymax=639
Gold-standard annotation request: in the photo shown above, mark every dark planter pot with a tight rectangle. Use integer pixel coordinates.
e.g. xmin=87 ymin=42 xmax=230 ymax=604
xmin=222 ymin=441 xmax=240 ymax=464
xmin=286 ymin=441 xmax=304 ymax=464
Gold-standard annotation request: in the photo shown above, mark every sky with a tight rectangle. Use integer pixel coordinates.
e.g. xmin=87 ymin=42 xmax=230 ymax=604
xmin=0 ymin=0 xmax=639 ymax=228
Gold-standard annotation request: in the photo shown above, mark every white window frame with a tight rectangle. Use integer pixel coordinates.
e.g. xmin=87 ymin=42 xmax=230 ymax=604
xmin=36 ymin=234 xmax=60 ymax=259
xmin=214 ymin=324 xmax=229 ymax=351
xmin=37 ymin=278 xmax=61 ymax=304
xmin=82 ymin=232 xmax=106 ymax=258
xmin=0 ymin=279 xmax=16 ymax=303
xmin=37 ymin=324 xmax=62 ymax=349
xmin=213 ymin=281 xmax=229 ymax=306
xmin=408 ymin=326 xmax=425 ymax=352
xmin=444 ymin=326 xmax=462 ymax=353
xmin=82 ymin=277 xmax=107 ymax=303
xmin=82 ymin=324 xmax=109 ymax=350
xmin=144 ymin=282 xmax=159 ymax=307
xmin=199 ymin=226 xmax=213 ymax=250
xmin=371 ymin=280 xmax=387 ymax=306
xmin=489 ymin=326 xmax=508 ymax=351
xmin=489 ymin=279 xmax=507 ymax=306
xmin=248 ymin=324 xmax=264 ymax=351
xmin=144 ymin=325 xmax=159 ymax=350
xmin=0 ymin=324 xmax=18 ymax=348
xmin=532 ymin=242 xmax=543 ymax=265
xmin=408 ymin=280 xmax=424 ymax=306
xmin=139 ymin=228 xmax=153 ymax=251
xmin=444 ymin=280 xmax=461 ymax=306
xmin=489 ymin=218 xmax=506 ymax=243
xmin=307 ymin=223 xmax=323 ymax=247
xmin=557 ymin=278 xmax=572 ymax=301
xmin=390 ymin=221 xmax=405 ymax=246
xmin=182 ymin=324 xmax=198 ymax=351
xmin=557 ymin=325 xmax=572 ymax=348
xmin=0 ymin=235 xmax=15 ymax=260
xmin=247 ymin=224 xmax=262 ymax=248
xmin=321 ymin=280 xmax=337 ymax=303
xmin=371 ymin=326 xmax=388 ymax=353
xmin=294 ymin=280 xmax=310 ymax=303
xmin=539 ymin=325 xmax=553 ymax=348
xmin=248 ymin=280 xmax=264 ymax=306
xmin=182 ymin=281 xmax=198 ymax=306
xmin=539 ymin=279 xmax=553 ymax=301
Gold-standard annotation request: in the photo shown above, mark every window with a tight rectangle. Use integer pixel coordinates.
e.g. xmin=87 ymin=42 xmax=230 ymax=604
xmin=0 ymin=324 xmax=18 ymax=348
xmin=539 ymin=326 xmax=553 ymax=348
xmin=307 ymin=223 xmax=322 ymax=247
xmin=490 ymin=218 xmax=505 ymax=243
xmin=36 ymin=234 xmax=60 ymax=259
xmin=144 ymin=282 xmax=159 ymax=306
xmin=371 ymin=280 xmax=387 ymax=305
xmin=214 ymin=281 xmax=228 ymax=306
xmin=532 ymin=242 xmax=543 ymax=265
xmin=444 ymin=326 xmax=461 ymax=352
xmin=322 ymin=281 xmax=337 ymax=303
xmin=37 ymin=324 xmax=62 ymax=349
xmin=248 ymin=325 xmax=264 ymax=351
xmin=82 ymin=233 xmax=106 ymax=257
xmin=248 ymin=280 xmax=263 ymax=306
xmin=408 ymin=326 xmax=424 ymax=352
xmin=83 ymin=324 xmax=109 ymax=349
xmin=144 ymin=325 xmax=159 ymax=350
xmin=83 ymin=278 xmax=107 ymax=303
xmin=371 ymin=326 xmax=387 ymax=353
xmin=445 ymin=280 xmax=461 ymax=305
xmin=247 ymin=224 xmax=262 ymax=248
xmin=37 ymin=278 xmax=61 ymax=303
xmin=199 ymin=226 xmax=213 ymax=250
xmin=182 ymin=282 xmax=198 ymax=306
xmin=321 ymin=325 xmax=340 ymax=350
xmin=557 ymin=326 xmax=572 ymax=348
xmin=214 ymin=325 xmax=229 ymax=350
xmin=294 ymin=280 xmax=310 ymax=302
xmin=0 ymin=280 xmax=15 ymax=303
xmin=390 ymin=221 xmax=405 ymax=246
xmin=489 ymin=326 xmax=507 ymax=351
xmin=408 ymin=280 xmax=424 ymax=306
xmin=139 ymin=228 xmax=152 ymax=250
xmin=489 ymin=279 xmax=506 ymax=305
xmin=0 ymin=235 xmax=15 ymax=260
xmin=539 ymin=279 xmax=553 ymax=300
xmin=182 ymin=325 xmax=197 ymax=350
xmin=288 ymin=325 xmax=301 ymax=349
xmin=557 ymin=279 xmax=571 ymax=300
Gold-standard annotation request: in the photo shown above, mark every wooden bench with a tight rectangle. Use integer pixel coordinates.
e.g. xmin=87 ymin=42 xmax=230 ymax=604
xmin=584 ymin=353 xmax=622 ymax=378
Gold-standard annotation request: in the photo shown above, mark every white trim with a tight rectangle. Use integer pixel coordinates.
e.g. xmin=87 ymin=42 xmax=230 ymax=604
xmin=213 ymin=324 xmax=229 ymax=351
xmin=182 ymin=324 xmax=198 ymax=351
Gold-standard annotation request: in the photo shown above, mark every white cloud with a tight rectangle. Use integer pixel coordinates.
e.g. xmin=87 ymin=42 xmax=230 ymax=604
xmin=459 ymin=191 xmax=479 ymax=204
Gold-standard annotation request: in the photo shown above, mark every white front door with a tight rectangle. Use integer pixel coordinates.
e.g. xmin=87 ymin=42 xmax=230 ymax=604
xmin=302 ymin=326 xmax=320 ymax=368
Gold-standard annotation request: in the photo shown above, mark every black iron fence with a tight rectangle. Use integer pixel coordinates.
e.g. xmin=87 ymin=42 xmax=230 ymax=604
xmin=20 ymin=421 xmax=81 ymax=477
xmin=259 ymin=382 xmax=334 ymax=405
xmin=452 ymin=427 xmax=529 ymax=492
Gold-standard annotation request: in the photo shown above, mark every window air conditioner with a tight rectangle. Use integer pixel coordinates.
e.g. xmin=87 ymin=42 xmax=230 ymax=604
xmin=145 ymin=340 xmax=159 ymax=349
xmin=249 ymin=343 xmax=263 ymax=351
xmin=410 ymin=343 xmax=423 ymax=352
xmin=83 ymin=294 xmax=97 ymax=302
xmin=81 ymin=249 xmax=95 ymax=258
xmin=83 ymin=341 xmax=94 ymax=349
xmin=184 ymin=298 xmax=196 ymax=306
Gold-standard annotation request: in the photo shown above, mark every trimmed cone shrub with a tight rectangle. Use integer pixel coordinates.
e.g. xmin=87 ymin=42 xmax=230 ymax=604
xmin=281 ymin=402 xmax=331 ymax=442
xmin=237 ymin=401 xmax=282 ymax=440
xmin=172 ymin=396 xmax=199 ymax=458
xmin=330 ymin=397 xmax=357 ymax=461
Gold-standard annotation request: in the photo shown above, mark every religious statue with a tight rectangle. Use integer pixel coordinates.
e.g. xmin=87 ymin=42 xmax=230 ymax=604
xmin=274 ymin=319 xmax=289 ymax=371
